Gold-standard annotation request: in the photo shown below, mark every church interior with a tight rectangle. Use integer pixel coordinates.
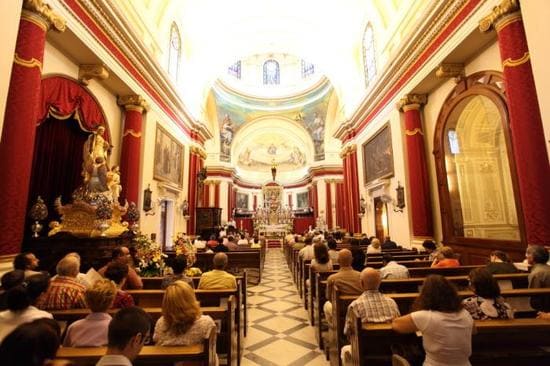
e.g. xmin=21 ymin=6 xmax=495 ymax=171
xmin=1 ymin=0 xmax=550 ymax=365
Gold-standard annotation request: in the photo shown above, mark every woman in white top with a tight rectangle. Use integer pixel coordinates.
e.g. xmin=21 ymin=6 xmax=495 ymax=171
xmin=366 ymin=238 xmax=382 ymax=254
xmin=392 ymin=275 xmax=474 ymax=366
xmin=0 ymin=272 xmax=52 ymax=343
xmin=237 ymin=234 xmax=249 ymax=246
xmin=154 ymin=281 xmax=217 ymax=348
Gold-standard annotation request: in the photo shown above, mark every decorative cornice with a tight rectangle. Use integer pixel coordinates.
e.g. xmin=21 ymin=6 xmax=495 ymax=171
xmin=190 ymin=146 xmax=207 ymax=159
xmin=339 ymin=144 xmax=357 ymax=158
xmin=397 ymin=94 xmax=427 ymax=112
xmin=23 ymin=0 xmax=66 ymax=32
xmin=435 ymin=63 xmax=465 ymax=81
xmin=479 ymin=0 xmax=519 ymax=33
xmin=117 ymin=94 xmax=148 ymax=113
xmin=78 ymin=64 xmax=109 ymax=86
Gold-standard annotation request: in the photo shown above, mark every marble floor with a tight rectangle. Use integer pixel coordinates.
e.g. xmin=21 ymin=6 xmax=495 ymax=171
xmin=242 ymin=249 xmax=330 ymax=366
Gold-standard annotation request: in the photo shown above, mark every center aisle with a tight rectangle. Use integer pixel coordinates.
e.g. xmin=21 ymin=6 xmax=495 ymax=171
xmin=242 ymin=248 xmax=330 ymax=366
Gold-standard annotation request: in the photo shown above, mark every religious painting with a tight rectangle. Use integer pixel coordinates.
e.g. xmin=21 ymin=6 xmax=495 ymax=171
xmin=236 ymin=192 xmax=249 ymax=209
xmin=296 ymin=192 xmax=309 ymax=209
xmin=154 ymin=124 xmax=184 ymax=188
xmin=362 ymin=123 xmax=394 ymax=185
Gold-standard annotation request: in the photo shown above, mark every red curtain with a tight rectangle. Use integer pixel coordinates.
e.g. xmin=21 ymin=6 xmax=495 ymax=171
xmin=39 ymin=76 xmax=110 ymax=141
xmin=28 ymin=115 xmax=88 ymax=225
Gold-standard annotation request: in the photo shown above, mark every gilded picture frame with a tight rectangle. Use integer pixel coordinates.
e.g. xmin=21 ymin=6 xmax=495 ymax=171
xmin=153 ymin=124 xmax=184 ymax=189
xmin=362 ymin=123 xmax=394 ymax=185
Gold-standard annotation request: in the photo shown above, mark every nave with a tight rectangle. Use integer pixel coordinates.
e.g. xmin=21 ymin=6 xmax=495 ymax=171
xmin=243 ymin=249 xmax=328 ymax=366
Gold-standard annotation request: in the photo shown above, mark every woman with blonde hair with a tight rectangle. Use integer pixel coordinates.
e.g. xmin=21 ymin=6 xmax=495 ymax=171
xmin=153 ymin=281 xmax=216 ymax=347
xmin=366 ymin=238 xmax=382 ymax=254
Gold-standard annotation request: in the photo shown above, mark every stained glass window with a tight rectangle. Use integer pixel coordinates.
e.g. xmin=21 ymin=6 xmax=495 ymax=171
xmin=263 ymin=59 xmax=280 ymax=85
xmin=301 ymin=59 xmax=314 ymax=78
xmin=228 ymin=60 xmax=241 ymax=79
xmin=168 ymin=22 xmax=181 ymax=81
xmin=363 ymin=23 xmax=376 ymax=86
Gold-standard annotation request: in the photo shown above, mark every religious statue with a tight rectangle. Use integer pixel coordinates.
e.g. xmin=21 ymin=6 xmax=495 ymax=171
xmin=86 ymin=157 xmax=109 ymax=193
xmin=82 ymin=126 xmax=111 ymax=184
xmin=108 ymin=165 xmax=122 ymax=204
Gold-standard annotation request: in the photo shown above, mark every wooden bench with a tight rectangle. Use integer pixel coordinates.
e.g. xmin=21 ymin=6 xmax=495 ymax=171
xmin=329 ymin=287 xmax=550 ymax=366
xmin=53 ymin=298 xmax=238 ymax=366
xmin=348 ymin=313 xmax=550 ymax=366
xmin=195 ymin=252 xmax=262 ymax=284
xmin=57 ymin=336 xmax=216 ymax=366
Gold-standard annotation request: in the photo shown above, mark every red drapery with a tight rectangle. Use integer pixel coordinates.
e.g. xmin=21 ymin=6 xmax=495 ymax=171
xmin=39 ymin=76 xmax=110 ymax=140
xmin=325 ymin=181 xmax=333 ymax=230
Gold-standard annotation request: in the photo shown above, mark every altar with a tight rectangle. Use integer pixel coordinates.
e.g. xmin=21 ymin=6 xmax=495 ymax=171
xmin=258 ymin=223 xmax=290 ymax=237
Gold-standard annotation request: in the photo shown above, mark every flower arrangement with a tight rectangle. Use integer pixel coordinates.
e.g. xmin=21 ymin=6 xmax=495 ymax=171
xmin=173 ymin=234 xmax=202 ymax=277
xmin=133 ymin=233 xmax=167 ymax=277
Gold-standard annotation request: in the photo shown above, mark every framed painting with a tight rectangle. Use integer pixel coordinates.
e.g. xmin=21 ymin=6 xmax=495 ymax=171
xmin=296 ymin=192 xmax=309 ymax=209
xmin=154 ymin=124 xmax=184 ymax=188
xmin=362 ymin=123 xmax=394 ymax=185
xmin=236 ymin=193 xmax=249 ymax=209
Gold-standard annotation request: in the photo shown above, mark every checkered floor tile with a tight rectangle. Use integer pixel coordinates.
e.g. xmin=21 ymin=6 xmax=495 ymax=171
xmin=242 ymin=249 xmax=329 ymax=366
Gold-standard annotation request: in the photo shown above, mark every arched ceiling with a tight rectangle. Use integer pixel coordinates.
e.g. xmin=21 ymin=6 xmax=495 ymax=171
xmin=121 ymin=0 xmax=425 ymax=119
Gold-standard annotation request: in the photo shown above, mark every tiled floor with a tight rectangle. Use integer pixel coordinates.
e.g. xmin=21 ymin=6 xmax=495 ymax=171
xmin=242 ymin=249 xmax=330 ymax=366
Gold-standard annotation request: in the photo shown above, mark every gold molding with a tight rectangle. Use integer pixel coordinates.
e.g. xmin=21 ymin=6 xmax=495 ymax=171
xmin=122 ymin=129 xmax=141 ymax=138
xmin=405 ymin=128 xmax=424 ymax=136
xmin=502 ymin=51 xmax=530 ymax=68
xmin=117 ymin=94 xmax=148 ymax=113
xmin=339 ymin=144 xmax=357 ymax=158
xmin=479 ymin=0 xmax=519 ymax=33
xmin=435 ymin=63 xmax=464 ymax=81
xmin=13 ymin=53 xmax=42 ymax=71
xmin=397 ymin=94 xmax=427 ymax=112
xmin=78 ymin=64 xmax=109 ymax=86
xmin=190 ymin=146 xmax=207 ymax=159
xmin=23 ymin=0 xmax=66 ymax=32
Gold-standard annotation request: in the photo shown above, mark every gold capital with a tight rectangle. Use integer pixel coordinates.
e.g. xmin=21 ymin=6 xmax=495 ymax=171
xmin=117 ymin=95 xmax=148 ymax=113
xmin=79 ymin=64 xmax=109 ymax=86
xmin=23 ymin=0 xmax=66 ymax=32
xmin=479 ymin=0 xmax=519 ymax=33
xmin=435 ymin=63 xmax=464 ymax=81
xmin=397 ymin=94 xmax=427 ymax=112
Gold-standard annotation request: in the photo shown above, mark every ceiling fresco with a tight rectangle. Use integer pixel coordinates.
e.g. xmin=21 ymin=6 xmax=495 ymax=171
xmin=237 ymin=134 xmax=306 ymax=173
xmin=213 ymin=78 xmax=334 ymax=163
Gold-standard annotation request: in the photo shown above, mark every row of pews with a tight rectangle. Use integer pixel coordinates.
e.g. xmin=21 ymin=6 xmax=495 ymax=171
xmin=284 ymin=242 xmax=550 ymax=366
xmin=52 ymin=244 xmax=268 ymax=366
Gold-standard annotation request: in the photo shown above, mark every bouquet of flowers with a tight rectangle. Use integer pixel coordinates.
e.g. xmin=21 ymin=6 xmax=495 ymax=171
xmin=133 ymin=233 xmax=167 ymax=277
xmin=173 ymin=234 xmax=202 ymax=277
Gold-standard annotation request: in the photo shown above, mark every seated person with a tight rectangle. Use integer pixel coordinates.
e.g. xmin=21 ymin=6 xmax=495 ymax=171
xmin=51 ymin=252 xmax=90 ymax=288
xmin=154 ymin=281 xmax=217 ymax=347
xmin=162 ymin=255 xmax=194 ymax=289
xmin=298 ymin=236 xmax=315 ymax=260
xmin=104 ymin=262 xmax=135 ymax=308
xmin=381 ymin=236 xmax=398 ymax=250
xmin=422 ymin=240 xmax=439 ymax=261
xmin=63 ymin=279 xmax=116 ymax=347
xmin=323 ymin=249 xmax=362 ymax=326
xmin=250 ymin=236 xmax=261 ymax=249
xmin=0 ymin=272 xmax=51 ymax=343
xmin=366 ymin=238 xmax=381 ymax=254
xmin=96 ymin=307 xmax=151 ymax=366
xmin=206 ymin=234 xmax=218 ymax=249
xmin=237 ymin=234 xmax=249 ymax=246
xmin=98 ymin=246 xmax=143 ymax=289
xmin=12 ymin=252 xmax=41 ymax=278
xmin=526 ymin=245 xmax=550 ymax=311
xmin=379 ymin=253 xmax=409 ymax=279
xmin=327 ymin=238 xmax=339 ymax=264
xmin=36 ymin=256 xmax=86 ymax=310
xmin=341 ymin=268 xmax=400 ymax=366
xmin=350 ymin=239 xmax=366 ymax=271
xmin=225 ymin=236 xmax=239 ymax=251
xmin=0 ymin=318 xmax=61 ymax=366
xmin=212 ymin=237 xmax=229 ymax=253
xmin=431 ymin=246 xmax=460 ymax=268
xmin=292 ymin=236 xmax=305 ymax=250
xmin=312 ymin=243 xmax=333 ymax=272
xmin=0 ymin=270 xmax=25 ymax=311
xmin=392 ymin=275 xmax=474 ymax=366
xmin=485 ymin=250 xmax=518 ymax=274
xmin=198 ymin=253 xmax=237 ymax=290
xmin=463 ymin=268 xmax=513 ymax=320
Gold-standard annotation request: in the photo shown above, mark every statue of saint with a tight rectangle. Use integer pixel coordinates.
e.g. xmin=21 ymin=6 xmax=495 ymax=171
xmin=83 ymin=126 xmax=110 ymax=184
xmin=86 ymin=157 xmax=109 ymax=193
xmin=107 ymin=165 xmax=122 ymax=203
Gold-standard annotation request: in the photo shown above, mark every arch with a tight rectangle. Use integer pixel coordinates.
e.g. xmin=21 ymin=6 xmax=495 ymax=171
xmin=362 ymin=22 xmax=376 ymax=86
xmin=433 ymin=71 xmax=525 ymax=261
xmin=39 ymin=74 xmax=110 ymax=141
xmin=168 ymin=22 xmax=181 ymax=81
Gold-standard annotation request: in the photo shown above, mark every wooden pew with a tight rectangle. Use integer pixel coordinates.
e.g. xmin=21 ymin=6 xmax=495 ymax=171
xmin=194 ymin=251 xmax=262 ymax=284
xmin=329 ymin=287 xmax=550 ymax=366
xmin=57 ymin=335 xmax=216 ymax=366
xmin=349 ymin=313 xmax=550 ymax=366
xmin=52 ymin=298 xmax=238 ymax=366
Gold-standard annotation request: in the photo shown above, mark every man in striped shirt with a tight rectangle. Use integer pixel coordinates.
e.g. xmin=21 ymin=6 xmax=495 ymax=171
xmin=36 ymin=256 xmax=86 ymax=310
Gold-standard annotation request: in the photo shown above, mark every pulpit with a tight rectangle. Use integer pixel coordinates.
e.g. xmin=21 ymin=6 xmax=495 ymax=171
xmin=195 ymin=207 xmax=222 ymax=236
